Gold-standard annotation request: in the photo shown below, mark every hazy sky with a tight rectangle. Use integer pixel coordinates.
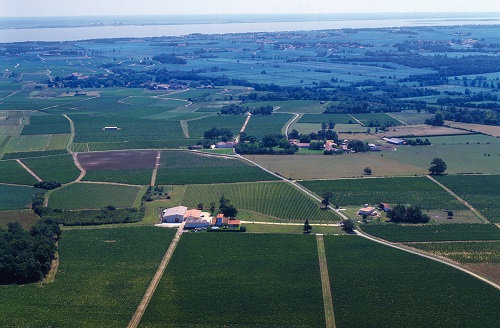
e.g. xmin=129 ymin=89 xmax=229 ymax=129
xmin=1 ymin=0 xmax=500 ymax=17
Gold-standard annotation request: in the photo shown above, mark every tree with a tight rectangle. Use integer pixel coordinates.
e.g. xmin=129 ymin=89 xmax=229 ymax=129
xmin=222 ymin=204 xmax=238 ymax=218
xmin=429 ymin=158 xmax=447 ymax=175
xmin=364 ymin=167 xmax=372 ymax=175
xmin=387 ymin=204 xmax=430 ymax=223
xmin=321 ymin=191 xmax=334 ymax=209
xmin=197 ymin=203 xmax=203 ymax=210
xmin=209 ymin=202 xmax=216 ymax=215
xmin=303 ymin=219 xmax=312 ymax=234
xmin=341 ymin=219 xmax=356 ymax=233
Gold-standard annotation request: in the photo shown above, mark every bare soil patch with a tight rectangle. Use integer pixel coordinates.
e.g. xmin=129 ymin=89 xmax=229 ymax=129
xmin=465 ymin=263 xmax=500 ymax=285
xmin=375 ymin=124 xmax=473 ymax=138
xmin=78 ymin=150 xmax=158 ymax=170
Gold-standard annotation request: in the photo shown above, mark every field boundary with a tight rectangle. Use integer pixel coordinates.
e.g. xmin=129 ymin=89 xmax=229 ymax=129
xmin=426 ymin=175 xmax=490 ymax=223
xmin=316 ymin=234 xmax=336 ymax=328
xmin=150 ymin=151 xmax=161 ymax=186
xmin=63 ymin=114 xmax=75 ymax=150
xmin=127 ymin=224 xmax=184 ymax=328
xmin=73 ymin=153 xmax=86 ymax=182
xmin=16 ymin=159 xmax=42 ymax=182
xmin=283 ymin=113 xmax=300 ymax=137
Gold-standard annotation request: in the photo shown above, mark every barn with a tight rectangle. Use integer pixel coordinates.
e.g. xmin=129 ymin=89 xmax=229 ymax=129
xmin=161 ymin=206 xmax=188 ymax=223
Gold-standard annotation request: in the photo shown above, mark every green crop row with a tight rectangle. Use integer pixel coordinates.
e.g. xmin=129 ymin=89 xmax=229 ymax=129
xmin=2 ymin=149 xmax=69 ymax=160
xmin=361 ymin=223 xmax=500 ymax=242
xmin=244 ymin=113 xmax=294 ymax=139
xmin=22 ymin=154 xmax=80 ymax=184
xmin=182 ymin=181 xmax=340 ymax=222
xmin=0 ymin=160 xmax=38 ymax=185
xmin=300 ymin=176 xmax=466 ymax=210
xmin=48 ymin=183 xmax=141 ymax=210
xmin=83 ymin=169 xmax=153 ymax=185
xmin=21 ymin=114 xmax=71 ymax=135
xmin=141 ymin=233 xmax=325 ymax=327
xmin=0 ymin=226 xmax=176 ymax=328
xmin=435 ymin=175 xmax=500 ymax=223
xmin=325 ymin=235 xmax=500 ymax=328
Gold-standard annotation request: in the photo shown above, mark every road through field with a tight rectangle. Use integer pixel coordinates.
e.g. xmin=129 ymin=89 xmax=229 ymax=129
xmin=150 ymin=151 xmax=161 ymax=186
xmin=16 ymin=159 xmax=42 ymax=182
xmin=63 ymin=114 xmax=75 ymax=150
xmin=127 ymin=223 xmax=185 ymax=328
xmin=73 ymin=153 xmax=86 ymax=182
xmin=317 ymin=234 xmax=336 ymax=328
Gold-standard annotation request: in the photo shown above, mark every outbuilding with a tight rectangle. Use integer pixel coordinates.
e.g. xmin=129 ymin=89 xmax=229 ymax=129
xmin=161 ymin=206 xmax=188 ymax=223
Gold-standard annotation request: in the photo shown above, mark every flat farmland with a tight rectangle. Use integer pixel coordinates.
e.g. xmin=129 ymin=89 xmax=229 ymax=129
xmin=141 ymin=233 xmax=325 ymax=328
xmin=246 ymin=153 xmax=423 ymax=180
xmin=156 ymin=151 xmax=278 ymax=184
xmin=0 ymin=210 xmax=39 ymax=229
xmin=325 ymin=235 xmax=500 ymax=328
xmin=244 ymin=100 xmax=327 ymax=113
xmin=298 ymin=113 xmax=354 ymax=124
xmin=391 ymin=111 xmax=434 ymax=125
xmin=182 ymin=181 xmax=339 ymax=222
xmin=244 ymin=113 xmax=294 ymax=139
xmin=0 ymin=184 xmax=41 ymax=210
xmin=186 ymin=115 xmax=246 ymax=139
xmin=83 ymin=169 xmax=153 ymax=185
xmin=407 ymin=241 xmax=500 ymax=263
xmin=48 ymin=183 xmax=141 ymax=209
xmin=381 ymin=135 xmax=500 ymax=175
xmin=4 ymin=135 xmax=51 ymax=152
xmin=435 ymin=175 xmax=500 ymax=223
xmin=22 ymin=154 xmax=80 ymax=183
xmin=374 ymin=124 xmax=472 ymax=138
xmin=334 ymin=123 xmax=368 ymax=133
xmin=300 ymin=176 xmax=466 ymax=210
xmin=77 ymin=150 xmax=158 ymax=170
xmin=351 ymin=113 xmax=403 ymax=126
xmin=0 ymin=160 xmax=38 ymax=185
xmin=0 ymin=227 xmax=176 ymax=328
xmin=47 ymin=134 xmax=71 ymax=150
xmin=20 ymin=114 xmax=71 ymax=135
xmin=361 ymin=223 xmax=500 ymax=242
xmin=445 ymin=121 xmax=500 ymax=137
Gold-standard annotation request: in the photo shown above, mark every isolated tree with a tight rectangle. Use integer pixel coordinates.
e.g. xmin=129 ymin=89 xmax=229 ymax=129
xmin=328 ymin=121 xmax=335 ymax=130
xmin=363 ymin=167 xmax=372 ymax=175
xmin=341 ymin=219 xmax=356 ymax=233
xmin=321 ymin=191 xmax=334 ymax=209
xmin=197 ymin=203 xmax=203 ymax=210
xmin=303 ymin=219 xmax=312 ymax=234
xmin=429 ymin=158 xmax=447 ymax=175
xmin=222 ymin=204 xmax=238 ymax=218
xmin=209 ymin=202 xmax=216 ymax=215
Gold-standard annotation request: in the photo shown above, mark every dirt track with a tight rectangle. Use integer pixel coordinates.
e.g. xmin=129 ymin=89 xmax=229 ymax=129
xmin=317 ymin=235 xmax=336 ymax=328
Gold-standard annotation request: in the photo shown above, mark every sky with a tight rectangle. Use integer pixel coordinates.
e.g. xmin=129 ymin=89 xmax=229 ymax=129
xmin=1 ymin=0 xmax=500 ymax=17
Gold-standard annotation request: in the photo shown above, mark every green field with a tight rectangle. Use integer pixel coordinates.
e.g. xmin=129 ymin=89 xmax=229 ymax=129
xmin=300 ymin=177 xmax=466 ymax=210
xmin=47 ymin=134 xmax=71 ymax=150
xmin=0 ymin=210 xmax=39 ymax=230
xmin=83 ymin=169 xmax=153 ymax=185
xmin=22 ymin=154 xmax=80 ymax=183
xmin=186 ymin=115 xmax=246 ymax=139
xmin=0 ymin=227 xmax=176 ymax=328
xmin=21 ymin=114 xmax=71 ymax=135
xmin=351 ymin=113 xmax=403 ymax=126
xmin=0 ymin=160 xmax=38 ymax=185
xmin=407 ymin=241 xmax=500 ymax=263
xmin=48 ymin=183 xmax=141 ymax=209
xmin=4 ymin=135 xmax=51 ymax=153
xmin=244 ymin=113 xmax=294 ymax=139
xmin=325 ymin=235 xmax=500 ymax=328
xmin=141 ymin=233 xmax=325 ymax=327
xmin=182 ymin=181 xmax=340 ymax=222
xmin=361 ymin=223 xmax=500 ymax=242
xmin=156 ymin=151 xmax=278 ymax=185
xmin=435 ymin=175 xmax=500 ymax=223
xmin=1 ymin=149 xmax=69 ymax=160
xmin=244 ymin=100 xmax=327 ymax=114
xmin=0 ymin=184 xmax=41 ymax=210
xmin=298 ymin=113 xmax=355 ymax=124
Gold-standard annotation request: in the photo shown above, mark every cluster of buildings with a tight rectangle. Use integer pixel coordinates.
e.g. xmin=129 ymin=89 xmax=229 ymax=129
xmin=160 ymin=206 xmax=240 ymax=230
xmin=357 ymin=203 xmax=391 ymax=217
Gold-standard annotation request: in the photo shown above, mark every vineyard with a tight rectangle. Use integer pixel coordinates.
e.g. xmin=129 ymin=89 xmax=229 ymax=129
xmin=182 ymin=181 xmax=340 ymax=222
xmin=48 ymin=182 xmax=141 ymax=209
xmin=300 ymin=177 xmax=466 ymax=210
xmin=351 ymin=112 xmax=403 ymax=126
xmin=20 ymin=114 xmax=71 ymax=135
xmin=0 ymin=160 xmax=38 ymax=185
xmin=407 ymin=241 xmax=500 ymax=263
xmin=186 ymin=115 xmax=246 ymax=139
xmin=0 ymin=227 xmax=176 ymax=328
xmin=22 ymin=154 xmax=81 ymax=183
xmin=324 ymin=235 xmax=500 ymax=328
xmin=435 ymin=175 xmax=500 ymax=223
xmin=0 ymin=184 xmax=41 ymax=210
xmin=243 ymin=113 xmax=294 ymax=139
xmin=298 ymin=113 xmax=355 ymax=124
xmin=360 ymin=223 xmax=500 ymax=242
xmin=141 ymin=233 xmax=325 ymax=327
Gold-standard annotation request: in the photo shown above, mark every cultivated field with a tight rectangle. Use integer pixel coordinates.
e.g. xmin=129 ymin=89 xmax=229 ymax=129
xmin=48 ymin=183 xmax=142 ymax=209
xmin=446 ymin=121 xmax=500 ymax=137
xmin=77 ymin=150 xmax=158 ymax=170
xmin=182 ymin=181 xmax=340 ymax=222
xmin=325 ymin=235 xmax=500 ymax=328
xmin=435 ymin=175 xmax=500 ymax=223
xmin=361 ymin=223 xmax=500 ymax=242
xmin=374 ymin=124 xmax=473 ymax=138
xmin=141 ymin=233 xmax=325 ymax=327
xmin=0 ymin=210 xmax=39 ymax=229
xmin=244 ymin=113 xmax=294 ymax=139
xmin=0 ymin=160 xmax=38 ymax=185
xmin=20 ymin=114 xmax=71 ymax=135
xmin=300 ymin=176 xmax=466 ymax=210
xmin=0 ymin=227 xmax=176 ymax=328
xmin=0 ymin=184 xmax=41 ymax=210
xmin=82 ymin=169 xmax=153 ymax=185
xmin=298 ymin=113 xmax=354 ymax=124
xmin=22 ymin=154 xmax=81 ymax=183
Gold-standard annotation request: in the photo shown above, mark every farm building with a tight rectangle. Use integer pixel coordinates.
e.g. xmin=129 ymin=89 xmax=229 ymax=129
xmin=358 ymin=206 xmax=377 ymax=216
xmin=184 ymin=209 xmax=202 ymax=221
xmin=215 ymin=141 xmax=237 ymax=148
xmin=384 ymin=138 xmax=406 ymax=145
xmin=161 ymin=206 xmax=188 ymax=223
xmin=211 ymin=214 xmax=241 ymax=228
xmin=379 ymin=203 xmax=391 ymax=212
xmin=368 ymin=143 xmax=382 ymax=151
xmin=103 ymin=126 xmax=119 ymax=130
xmin=288 ymin=139 xmax=310 ymax=148
xmin=184 ymin=218 xmax=210 ymax=229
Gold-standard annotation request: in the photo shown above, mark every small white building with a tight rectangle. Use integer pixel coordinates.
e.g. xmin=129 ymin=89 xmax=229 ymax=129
xmin=184 ymin=218 xmax=210 ymax=229
xmin=161 ymin=206 xmax=188 ymax=223
xmin=358 ymin=207 xmax=376 ymax=216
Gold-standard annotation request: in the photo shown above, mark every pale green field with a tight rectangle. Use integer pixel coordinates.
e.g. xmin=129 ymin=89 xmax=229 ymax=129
xmin=4 ymin=135 xmax=51 ymax=152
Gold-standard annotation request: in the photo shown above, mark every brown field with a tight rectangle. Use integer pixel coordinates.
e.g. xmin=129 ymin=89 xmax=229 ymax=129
xmin=465 ymin=263 xmax=500 ymax=285
xmin=77 ymin=150 xmax=158 ymax=170
xmin=375 ymin=124 xmax=473 ymax=138
xmin=445 ymin=121 xmax=500 ymax=137
xmin=246 ymin=153 xmax=424 ymax=180
xmin=0 ymin=210 xmax=39 ymax=229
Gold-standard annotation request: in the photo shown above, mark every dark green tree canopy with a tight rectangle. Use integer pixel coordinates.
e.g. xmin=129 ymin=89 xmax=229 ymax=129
xmin=429 ymin=158 xmax=447 ymax=175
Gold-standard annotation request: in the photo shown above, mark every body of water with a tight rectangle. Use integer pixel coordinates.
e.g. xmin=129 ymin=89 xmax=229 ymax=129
xmin=1 ymin=15 xmax=500 ymax=43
